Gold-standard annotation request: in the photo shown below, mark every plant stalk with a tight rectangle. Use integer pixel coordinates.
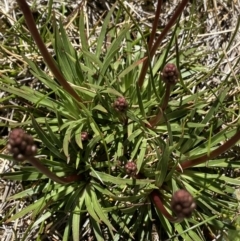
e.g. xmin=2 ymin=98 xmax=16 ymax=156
xmin=147 ymin=107 xmax=163 ymax=128
xmin=150 ymin=190 xmax=182 ymax=223
xmin=179 ymin=129 xmax=240 ymax=170
xmin=161 ymin=83 xmax=171 ymax=111
xmin=147 ymin=0 xmax=162 ymax=50
xmin=148 ymin=83 xmax=171 ymax=128
xmin=29 ymin=157 xmax=82 ymax=184
xmin=16 ymin=0 xmax=83 ymax=103
xmin=138 ymin=0 xmax=189 ymax=88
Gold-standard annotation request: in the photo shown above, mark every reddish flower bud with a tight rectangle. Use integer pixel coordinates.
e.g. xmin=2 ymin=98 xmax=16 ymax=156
xmin=125 ymin=161 xmax=137 ymax=177
xmin=162 ymin=63 xmax=179 ymax=85
xmin=8 ymin=129 xmax=37 ymax=161
xmin=113 ymin=96 xmax=128 ymax=112
xmin=171 ymin=189 xmax=196 ymax=218
xmin=81 ymin=132 xmax=89 ymax=142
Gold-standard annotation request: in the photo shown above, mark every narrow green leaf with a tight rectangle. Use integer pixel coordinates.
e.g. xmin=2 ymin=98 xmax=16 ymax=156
xmin=101 ymin=88 xmax=122 ymax=97
xmin=182 ymin=172 xmax=227 ymax=195
xmin=90 ymin=171 xmax=154 ymax=186
xmin=91 ymin=217 xmax=104 ymax=241
xmin=155 ymin=142 xmax=169 ymax=187
xmin=79 ymin=10 xmax=89 ymax=50
xmin=118 ymin=59 xmax=142 ymax=78
xmin=6 ymin=185 xmax=45 ymax=200
xmin=131 ymin=136 xmax=143 ymax=160
xmin=136 ymin=84 xmax=146 ymax=118
xmin=1 ymin=171 xmax=45 ymax=181
xmin=219 ymin=176 xmax=240 ymax=186
xmin=72 ymin=190 xmax=85 ymax=241
xmin=196 ymin=158 xmax=240 ymax=168
xmin=182 ymin=128 xmax=236 ymax=160
xmin=23 ymin=57 xmax=59 ymax=91
xmin=137 ymin=139 xmax=147 ymax=173
xmin=98 ymin=26 xmax=130 ymax=83
xmin=128 ymin=129 xmax=142 ymax=142
xmin=32 ymin=211 xmax=52 ymax=228
xmin=90 ymin=188 xmax=115 ymax=237
xmin=181 ymin=88 xmax=229 ymax=153
xmin=82 ymin=50 xmax=103 ymax=68
xmin=111 ymin=212 xmax=134 ymax=239
xmin=93 ymin=183 xmax=153 ymax=202
xmin=186 ymin=122 xmax=208 ymax=128
xmin=96 ymin=3 xmax=117 ymax=58
xmin=63 ymin=220 xmax=71 ymax=241
xmin=174 ymin=223 xmax=191 ymax=240
xmin=32 ymin=117 xmax=66 ymax=160
xmin=0 ymin=85 xmax=58 ymax=111
xmin=63 ymin=183 xmax=86 ymax=213
xmin=45 ymin=119 xmax=62 ymax=148
xmin=85 ymin=186 xmax=101 ymax=223
xmin=117 ymin=141 xmax=124 ymax=158
xmin=92 ymin=104 xmax=108 ymax=113
xmin=63 ymin=125 xmax=73 ymax=159
xmin=6 ymin=185 xmax=74 ymax=221
xmin=54 ymin=22 xmax=79 ymax=84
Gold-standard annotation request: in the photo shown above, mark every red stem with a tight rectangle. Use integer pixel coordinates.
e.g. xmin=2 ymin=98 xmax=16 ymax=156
xmin=161 ymin=83 xmax=171 ymax=111
xmin=138 ymin=0 xmax=189 ymax=88
xmin=16 ymin=0 xmax=83 ymax=104
xmin=150 ymin=0 xmax=189 ymax=61
xmin=147 ymin=107 xmax=163 ymax=128
xmin=150 ymin=190 xmax=181 ymax=222
xmin=29 ymin=157 xmax=82 ymax=184
xmin=179 ymin=129 xmax=240 ymax=170
xmin=147 ymin=0 xmax=162 ymax=50
xmin=148 ymin=83 xmax=171 ymax=128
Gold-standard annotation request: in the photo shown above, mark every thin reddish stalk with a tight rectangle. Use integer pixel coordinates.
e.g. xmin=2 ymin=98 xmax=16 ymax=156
xmin=151 ymin=190 xmax=181 ymax=222
xmin=138 ymin=0 xmax=189 ymax=88
xmin=161 ymin=83 xmax=171 ymax=111
xmin=148 ymin=83 xmax=171 ymax=128
xmin=29 ymin=157 xmax=82 ymax=184
xmin=179 ymin=129 xmax=240 ymax=170
xmin=16 ymin=0 xmax=83 ymax=103
xmin=147 ymin=0 xmax=162 ymax=50
xmin=150 ymin=0 xmax=189 ymax=60
xmin=148 ymin=107 xmax=163 ymax=128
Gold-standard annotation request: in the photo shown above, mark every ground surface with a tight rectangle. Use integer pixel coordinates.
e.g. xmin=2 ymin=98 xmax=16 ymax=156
xmin=0 ymin=0 xmax=240 ymax=240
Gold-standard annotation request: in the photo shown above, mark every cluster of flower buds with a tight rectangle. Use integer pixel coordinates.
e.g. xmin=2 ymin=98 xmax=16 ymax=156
xmin=161 ymin=63 xmax=179 ymax=85
xmin=171 ymin=189 xmax=196 ymax=218
xmin=7 ymin=128 xmax=37 ymax=161
xmin=125 ymin=161 xmax=137 ymax=177
xmin=81 ymin=131 xmax=90 ymax=142
xmin=113 ymin=96 xmax=128 ymax=112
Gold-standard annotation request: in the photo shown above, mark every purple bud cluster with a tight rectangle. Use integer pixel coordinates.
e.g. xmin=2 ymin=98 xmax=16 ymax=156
xmin=81 ymin=132 xmax=89 ymax=142
xmin=171 ymin=189 xmax=196 ymax=218
xmin=8 ymin=129 xmax=37 ymax=161
xmin=162 ymin=63 xmax=179 ymax=85
xmin=113 ymin=97 xmax=128 ymax=112
xmin=125 ymin=161 xmax=137 ymax=177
